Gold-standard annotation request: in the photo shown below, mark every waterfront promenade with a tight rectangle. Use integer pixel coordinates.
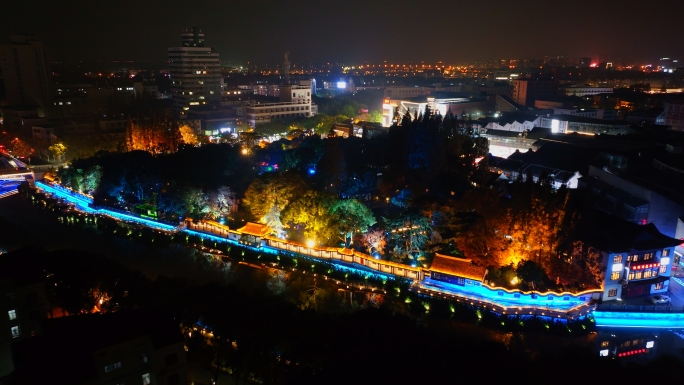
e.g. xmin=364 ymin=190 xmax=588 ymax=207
xmin=29 ymin=179 xmax=684 ymax=327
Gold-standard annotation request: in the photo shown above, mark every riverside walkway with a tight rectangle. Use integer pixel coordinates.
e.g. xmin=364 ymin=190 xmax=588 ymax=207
xmin=32 ymin=180 xmax=684 ymax=326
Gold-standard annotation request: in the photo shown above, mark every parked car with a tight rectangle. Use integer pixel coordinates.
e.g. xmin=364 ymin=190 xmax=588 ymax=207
xmin=650 ymin=295 xmax=671 ymax=304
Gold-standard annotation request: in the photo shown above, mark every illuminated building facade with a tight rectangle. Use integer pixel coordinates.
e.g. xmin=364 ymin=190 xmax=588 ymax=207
xmin=168 ymin=27 xmax=222 ymax=114
xmin=584 ymin=213 xmax=679 ymax=301
xmin=381 ymin=95 xmax=493 ymax=127
xmin=242 ymin=83 xmax=316 ymax=127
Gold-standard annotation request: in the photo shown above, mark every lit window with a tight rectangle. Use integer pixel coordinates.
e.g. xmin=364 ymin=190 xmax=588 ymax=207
xmin=601 ymin=341 xmax=609 ymax=348
xmin=608 ymin=289 xmax=618 ymax=297
xmin=613 ymin=255 xmax=623 ymax=264
xmin=142 ymin=373 xmax=151 ymax=385
xmin=610 ymin=271 xmax=620 ymax=280
xmin=8 ymin=310 xmax=16 ymax=320
xmin=660 ymin=265 xmax=667 ymax=274
xmin=104 ymin=362 xmax=122 ymax=373
xmin=662 ymin=249 xmax=670 ymax=257
xmin=11 ymin=326 xmax=19 ymax=339
xmin=661 ymin=257 xmax=670 ymax=266
xmin=654 ymin=282 xmax=665 ymax=290
xmin=644 ymin=270 xmax=652 ymax=278
xmin=612 ymin=263 xmax=623 ymax=272
xmin=635 ymin=271 xmax=643 ymax=280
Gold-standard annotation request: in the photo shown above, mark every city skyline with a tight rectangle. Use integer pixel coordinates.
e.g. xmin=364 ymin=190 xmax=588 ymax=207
xmin=3 ymin=0 xmax=684 ymax=65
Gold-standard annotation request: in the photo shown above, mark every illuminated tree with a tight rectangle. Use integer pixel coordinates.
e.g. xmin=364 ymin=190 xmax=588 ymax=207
xmin=255 ymin=122 xmax=288 ymax=138
xmin=243 ymin=172 xmax=306 ymax=222
xmin=384 ymin=212 xmax=432 ymax=263
xmin=238 ymin=131 xmax=263 ymax=148
xmin=9 ymin=137 xmax=33 ymax=158
xmin=48 ymin=142 xmax=67 ymax=161
xmin=82 ymin=165 xmax=103 ymax=194
xmin=183 ymin=186 xmax=210 ymax=219
xmin=361 ymin=229 xmax=387 ymax=254
xmin=179 ymin=124 xmax=198 ymax=146
xmin=329 ymin=198 xmax=376 ymax=247
xmin=125 ymin=113 xmax=182 ymax=154
xmin=206 ymin=186 xmax=236 ymax=220
xmin=281 ymin=190 xmax=337 ymax=244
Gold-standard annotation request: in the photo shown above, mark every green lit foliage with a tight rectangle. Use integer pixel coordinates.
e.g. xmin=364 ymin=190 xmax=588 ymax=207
xmin=281 ymin=190 xmax=337 ymax=245
xmin=255 ymin=122 xmax=289 ymax=138
xmin=329 ymin=198 xmax=376 ymax=247
xmin=383 ymin=212 xmax=432 ymax=263
xmin=242 ymin=172 xmax=306 ymax=224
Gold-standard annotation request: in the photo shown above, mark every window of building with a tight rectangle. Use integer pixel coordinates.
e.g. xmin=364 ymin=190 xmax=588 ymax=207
xmin=105 ymin=362 xmax=122 ymax=373
xmin=662 ymin=249 xmax=670 ymax=257
xmin=8 ymin=310 xmax=16 ymax=320
xmin=11 ymin=326 xmax=19 ymax=338
xmin=655 ymin=282 xmax=665 ymax=290
xmin=628 ymin=272 xmax=635 ymax=280
xmin=644 ymin=270 xmax=652 ymax=278
xmin=142 ymin=373 xmax=151 ymax=385
xmin=142 ymin=353 xmax=148 ymax=363
xmin=610 ymin=271 xmax=621 ymax=280
xmin=601 ymin=341 xmax=609 ymax=348
xmin=644 ymin=253 xmax=654 ymax=260
xmin=613 ymin=255 xmax=623 ymax=264
xmin=608 ymin=289 xmax=618 ymax=297
xmin=660 ymin=265 xmax=667 ymax=274
xmin=635 ymin=271 xmax=643 ymax=280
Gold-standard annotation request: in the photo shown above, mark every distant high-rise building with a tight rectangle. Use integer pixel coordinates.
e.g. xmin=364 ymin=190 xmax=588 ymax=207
xmin=512 ymin=77 xmax=558 ymax=107
xmin=168 ymin=27 xmax=222 ymax=113
xmin=282 ymin=52 xmax=290 ymax=85
xmin=0 ymin=35 xmax=53 ymax=117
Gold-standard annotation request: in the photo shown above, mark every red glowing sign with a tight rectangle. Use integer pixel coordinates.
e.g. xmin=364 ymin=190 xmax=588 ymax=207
xmin=618 ymin=348 xmax=646 ymax=357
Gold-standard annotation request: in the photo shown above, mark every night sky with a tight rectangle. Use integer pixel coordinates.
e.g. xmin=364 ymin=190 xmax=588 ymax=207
xmin=4 ymin=0 xmax=684 ymax=65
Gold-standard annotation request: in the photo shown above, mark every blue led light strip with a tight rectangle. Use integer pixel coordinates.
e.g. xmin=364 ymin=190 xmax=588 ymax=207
xmin=36 ymin=180 xmax=684 ymax=326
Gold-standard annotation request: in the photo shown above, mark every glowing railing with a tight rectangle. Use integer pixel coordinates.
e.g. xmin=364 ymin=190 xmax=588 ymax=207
xmin=593 ymin=311 xmax=684 ymax=328
xmin=33 ymin=180 xmax=631 ymax=320
xmin=36 ymin=181 xmax=177 ymax=232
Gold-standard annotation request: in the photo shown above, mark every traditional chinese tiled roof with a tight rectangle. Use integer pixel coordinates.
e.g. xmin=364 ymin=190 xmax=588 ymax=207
xmin=429 ymin=254 xmax=486 ymax=281
xmin=237 ymin=222 xmax=271 ymax=237
xmin=581 ymin=211 xmax=681 ymax=253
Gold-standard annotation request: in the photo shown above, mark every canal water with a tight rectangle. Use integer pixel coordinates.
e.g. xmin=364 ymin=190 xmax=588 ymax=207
xmin=3 ymin=193 xmax=684 ymax=364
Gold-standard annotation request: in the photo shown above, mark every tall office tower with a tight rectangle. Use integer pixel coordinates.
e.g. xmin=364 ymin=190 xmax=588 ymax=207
xmin=168 ymin=27 xmax=222 ymax=113
xmin=282 ymin=52 xmax=290 ymax=84
xmin=0 ymin=35 xmax=53 ymax=117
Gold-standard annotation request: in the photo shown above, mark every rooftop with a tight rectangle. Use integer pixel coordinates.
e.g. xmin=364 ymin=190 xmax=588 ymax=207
xmin=237 ymin=222 xmax=271 ymax=237
xmin=430 ymin=254 xmax=486 ymax=281
xmin=580 ymin=211 xmax=681 ymax=253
